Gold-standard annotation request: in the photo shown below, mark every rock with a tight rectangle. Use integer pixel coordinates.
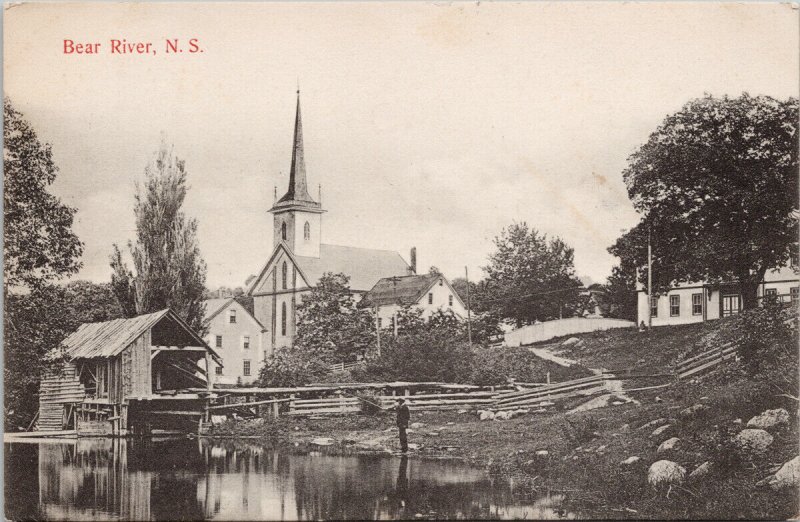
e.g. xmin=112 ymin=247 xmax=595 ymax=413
xmin=766 ymin=456 xmax=800 ymax=490
xmin=428 ymin=432 xmax=439 ymax=436
xmin=536 ymin=450 xmax=549 ymax=457
xmin=733 ymin=429 xmax=774 ymax=455
xmin=611 ymin=401 xmax=625 ymax=406
xmin=648 ymin=460 xmax=686 ymax=487
xmin=294 ymin=426 xmax=300 ymax=431
xmin=700 ymin=396 xmax=709 ymax=401
xmin=655 ymin=396 xmax=663 ymax=403
xmin=747 ymin=409 xmax=790 ymax=431
xmin=688 ymin=461 xmax=712 ymax=481
xmin=447 ymin=422 xmax=455 ymax=425
xmin=650 ymin=425 xmax=672 ymax=438
xmin=620 ymin=423 xmax=630 ymax=433
xmin=406 ymin=429 xmax=415 ymax=434
xmin=457 ymin=409 xmax=468 ymax=414
xmin=596 ymin=445 xmax=607 ymax=453
xmin=479 ymin=411 xmax=495 ymax=421
xmin=514 ymin=409 xmax=529 ymax=416
xmin=410 ymin=422 xmax=425 ymax=429
xmin=407 ymin=443 xmax=421 ymax=450
xmin=732 ymin=418 xmax=742 ymax=425
xmin=494 ymin=411 xmax=511 ymax=421
xmin=640 ymin=418 xmax=667 ymax=431
xmin=311 ymin=437 xmax=334 ymax=446
xmin=657 ymin=437 xmax=681 ymax=453
xmin=572 ymin=455 xmax=579 ymax=461
xmin=680 ymin=404 xmax=709 ymax=418
xmin=620 ymin=456 xmax=641 ymax=465
xmin=562 ymin=337 xmax=580 ymax=346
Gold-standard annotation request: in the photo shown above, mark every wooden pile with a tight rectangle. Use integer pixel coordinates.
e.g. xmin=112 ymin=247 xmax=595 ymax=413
xmin=287 ymin=396 xmax=361 ymax=415
xmin=676 ymin=342 xmax=738 ymax=379
xmin=376 ymin=391 xmax=497 ymax=411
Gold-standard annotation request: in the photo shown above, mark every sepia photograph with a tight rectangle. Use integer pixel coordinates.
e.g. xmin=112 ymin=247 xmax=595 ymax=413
xmin=2 ymin=2 xmax=799 ymax=520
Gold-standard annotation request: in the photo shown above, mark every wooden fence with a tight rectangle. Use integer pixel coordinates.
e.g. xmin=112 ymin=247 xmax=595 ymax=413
xmin=328 ymin=361 xmax=362 ymax=373
xmin=491 ymin=374 xmax=608 ymax=411
xmin=675 ymin=342 xmax=738 ymax=379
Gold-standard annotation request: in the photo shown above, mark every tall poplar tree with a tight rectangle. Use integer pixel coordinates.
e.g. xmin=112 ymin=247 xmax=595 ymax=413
xmin=110 ymin=142 xmax=207 ymax=333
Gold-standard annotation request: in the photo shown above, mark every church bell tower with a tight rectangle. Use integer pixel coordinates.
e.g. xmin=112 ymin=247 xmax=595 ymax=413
xmin=269 ymin=90 xmax=325 ymax=258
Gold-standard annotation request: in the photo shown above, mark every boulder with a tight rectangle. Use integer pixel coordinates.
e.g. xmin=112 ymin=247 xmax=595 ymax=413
xmin=536 ymin=450 xmax=549 ymax=457
xmin=494 ymin=411 xmax=511 ymax=421
xmin=688 ymin=461 xmax=712 ymax=481
xmin=479 ymin=410 xmax=495 ymax=421
xmin=457 ymin=409 xmax=468 ymax=414
xmin=640 ymin=418 xmax=667 ymax=431
xmin=766 ymin=456 xmax=800 ymax=490
xmin=648 ymin=460 xmax=686 ymax=486
xmin=733 ymin=429 xmax=774 ymax=456
xmin=657 ymin=437 xmax=680 ymax=453
xmin=595 ymin=445 xmax=607 ymax=453
xmin=650 ymin=425 xmax=672 ymax=438
xmin=407 ymin=443 xmax=421 ymax=451
xmin=746 ymin=409 xmax=790 ymax=431
xmin=410 ymin=422 xmax=425 ymax=429
xmin=562 ymin=337 xmax=580 ymax=346
xmin=680 ymin=404 xmax=709 ymax=418
xmin=620 ymin=456 xmax=641 ymax=465
xmin=311 ymin=437 xmax=334 ymax=446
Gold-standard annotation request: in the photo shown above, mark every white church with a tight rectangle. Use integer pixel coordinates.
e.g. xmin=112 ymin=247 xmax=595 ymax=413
xmin=246 ymin=91 xmax=415 ymax=354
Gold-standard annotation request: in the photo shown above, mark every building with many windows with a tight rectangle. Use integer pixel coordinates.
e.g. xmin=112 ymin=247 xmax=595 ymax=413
xmin=637 ymin=264 xmax=799 ymax=327
xmin=202 ymin=298 xmax=268 ymax=385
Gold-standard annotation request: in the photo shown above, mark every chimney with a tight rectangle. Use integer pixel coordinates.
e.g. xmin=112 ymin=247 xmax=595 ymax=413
xmin=409 ymin=247 xmax=417 ymax=275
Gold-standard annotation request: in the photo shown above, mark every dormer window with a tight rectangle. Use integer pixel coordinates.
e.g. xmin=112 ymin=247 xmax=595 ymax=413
xmin=281 ymin=222 xmax=287 ymax=241
xmin=304 ymin=221 xmax=310 ymax=241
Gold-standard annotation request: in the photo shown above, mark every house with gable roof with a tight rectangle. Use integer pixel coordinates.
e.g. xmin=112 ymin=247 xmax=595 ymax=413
xmin=246 ymin=90 xmax=413 ymax=352
xmin=202 ymin=297 xmax=268 ymax=385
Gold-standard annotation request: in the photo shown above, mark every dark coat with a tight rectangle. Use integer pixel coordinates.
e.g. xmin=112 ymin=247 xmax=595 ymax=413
xmin=396 ymin=403 xmax=410 ymax=427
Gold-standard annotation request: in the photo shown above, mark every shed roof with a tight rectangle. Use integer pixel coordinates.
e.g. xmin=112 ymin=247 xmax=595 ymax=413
xmin=362 ymin=273 xmax=441 ymax=307
xmin=60 ymin=309 xmax=219 ymax=361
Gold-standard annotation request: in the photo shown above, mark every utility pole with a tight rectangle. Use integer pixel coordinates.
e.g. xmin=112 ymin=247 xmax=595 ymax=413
xmin=465 ymin=266 xmax=472 ymax=348
xmin=647 ymin=224 xmax=653 ymax=329
xmin=390 ymin=276 xmax=401 ymax=338
xmin=374 ymin=305 xmax=381 ymax=357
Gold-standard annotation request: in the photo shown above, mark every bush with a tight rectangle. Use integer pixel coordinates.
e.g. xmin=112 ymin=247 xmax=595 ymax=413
xmin=470 ymin=345 xmax=591 ymax=386
xmin=561 ymin=416 xmax=599 ymax=446
xmin=258 ymin=346 xmax=329 ymax=387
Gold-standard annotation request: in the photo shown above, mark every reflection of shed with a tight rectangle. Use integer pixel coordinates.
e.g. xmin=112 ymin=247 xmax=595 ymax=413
xmin=38 ymin=309 xmax=221 ymax=436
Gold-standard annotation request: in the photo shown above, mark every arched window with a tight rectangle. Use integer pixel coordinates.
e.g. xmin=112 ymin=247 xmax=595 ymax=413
xmin=304 ymin=221 xmax=310 ymax=241
xmin=281 ymin=261 xmax=287 ymax=290
xmin=281 ymin=302 xmax=287 ymax=336
xmin=281 ymin=222 xmax=287 ymax=241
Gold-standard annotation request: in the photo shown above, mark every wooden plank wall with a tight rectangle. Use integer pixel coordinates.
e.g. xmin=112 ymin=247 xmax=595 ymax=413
xmin=126 ymin=330 xmax=152 ymax=398
xmin=38 ymin=362 xmax=84 ymax=431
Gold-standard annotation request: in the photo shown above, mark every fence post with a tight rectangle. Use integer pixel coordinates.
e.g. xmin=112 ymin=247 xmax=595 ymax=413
xmin=289 ymin=394 xmax=295 ymax=414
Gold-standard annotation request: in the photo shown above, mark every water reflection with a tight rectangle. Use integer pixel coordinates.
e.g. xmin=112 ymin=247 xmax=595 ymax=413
xmin=5 ymin=438 xmax=574 ymax=520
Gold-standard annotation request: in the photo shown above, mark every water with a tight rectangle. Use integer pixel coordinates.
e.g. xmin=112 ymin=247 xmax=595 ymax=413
xmin=5 ymin=438 xmax=574 ymax=520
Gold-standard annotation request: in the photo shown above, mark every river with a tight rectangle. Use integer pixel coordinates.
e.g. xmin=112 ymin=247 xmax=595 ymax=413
xmin=5 ymin=438 xmax=574 ymax=520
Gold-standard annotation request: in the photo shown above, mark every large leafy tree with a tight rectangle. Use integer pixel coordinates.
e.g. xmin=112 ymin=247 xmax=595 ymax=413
xmin=603 ymin=261 xmax=638 ymax=322
xmin=3 ymin=98 xmax=83 ymax=290
xmin=614 ymin=94 xmax=799 ymax=309
xmin=110 ymin=142 xmax=207 ymax=332
xmin=483 ymin=222 xmax=583 ymax=326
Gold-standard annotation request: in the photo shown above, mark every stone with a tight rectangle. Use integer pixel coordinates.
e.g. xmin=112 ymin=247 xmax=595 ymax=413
xmin=657 ymin=437 xmax=681 ymax=453
xmin=655 ymin=396 xmax=663 ymax=403
xmin=620 ymin=423 xmax=631 ymax=433
xmin=311 ymin=437 xmax=334 ymax=446
xmin=640 ymin=418 xmax=667 ymax=431
xmin=650 ymin=425 xmax=672 ymax=438
xmin=407 ymin=443 xmax=421 ymax=450
xmin=428 ymin=432 xmax=439 ymax=436
xmin=562 ymin=337 xmax=581 ymax=346
xmin=536 ymin=450 xmax=549 ymax=457
xmin=596 ymin=445 xmax=607 ymax=453
xmin=447 ymin=422 xmax=455 ymax=425
xmin=611 ymin=401 xmax=625 ymax=406
xmin=688 ymin=461 xmax=712 ymax=481
xmin=648 ymin=460 xmax=686 ymax=487
xmin=746 ymin=409 xmax=790 ymax=431
xmin=732 ymin=418 xmax=742 ymax=425
xmin=457 ymin=409 xmax=468 ymax=414
xmin=410 ymin=422 xmax=425 ymax=429
xmin=494 ymin=411 xmax=511 ymax=421
xmin=733 ymin=429 xmax=774 ymax=455
xmin=766 ymin=456 xmax=800 ymax=490
xmin=620 ymin=456 xmax=641 ymax=465
xmin=680 ymin=404 xmax=710 ymax=418
xmin=515 ymin=409 xmax=529 ymax=416
xmin=479 ymin=411 xmax=495 ymax=421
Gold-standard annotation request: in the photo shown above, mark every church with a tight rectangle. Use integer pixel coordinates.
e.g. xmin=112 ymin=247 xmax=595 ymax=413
xmin=246 ymin=91 xmax=413 ymax=354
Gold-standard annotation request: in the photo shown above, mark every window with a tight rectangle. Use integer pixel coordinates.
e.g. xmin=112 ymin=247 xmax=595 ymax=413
xmin=722 ymin=294 xmax=741 ymax=317
xmin=439 ymin=279 xmax=443 ymax=286
xmin=229 ymin=309 xmax=236 ymax=324
xmin=792 ymin=287 xmax=799 ymax=305
xmin=282 ymin=261 xmax=287 ymax=290
xmin=669 ymin=295 xmax=680 ymax=317
xmin=304 ymin=221 xmax=310 ymax=241
xmin=281 ymin=302 xmax=287 ymax=336
xmin=428 ymin=293 xmax=433 ymax=305
xmin=448 ymin=295 xmax=454 ymax=307
xmin=650 ymin=296 xmax=658 ymax=318
xmin=377 ymin=317 xmax=383 ymax=328
xmin=692 ymin=293 xmax=703 ymax=316
xmin=764 ymin=288 xmax=778 ymax=303
xmin=281 ymin=222 xmax=287 ymax=241
xmin=791 ymin=250 xmax=799 ymax=267
xmin=215 ymin=364 xmax=223 ymax=376
xmin=243 ymin=360 xmax=251 ymax=377
xmin=215 ymin=335 xmax=222 ymax=348
xmin=243 ymin=336 xmax=250 ymax=349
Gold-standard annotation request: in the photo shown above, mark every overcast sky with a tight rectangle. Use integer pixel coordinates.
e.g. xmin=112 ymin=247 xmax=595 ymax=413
xmin=4 ymin=2 xmax=799 ymax=289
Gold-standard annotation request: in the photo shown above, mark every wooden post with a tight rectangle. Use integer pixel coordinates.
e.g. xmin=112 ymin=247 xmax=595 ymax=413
xmin=375 ymin=306 xmax=381 ymax=357
xmin=465 ymin=266 xmax=472 ymax=348
xmin=547 ymin=372 xmax=551 ymax=385
xmin=205 ymin=353 xmax=213 ymax=391
xmin=289 ymin=394 xmax=295 ymax=414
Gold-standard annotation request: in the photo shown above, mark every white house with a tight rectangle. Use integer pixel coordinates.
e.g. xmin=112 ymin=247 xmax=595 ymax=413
xmin=245 ymin=91 xmax=412 ymax=351
xmin=203 ymin=298 xmax=268 ymax=385
xmin=362 ymin=273 xmax=468 ymax=330
xmin=637 ymin=264 xmax=799 ymax=327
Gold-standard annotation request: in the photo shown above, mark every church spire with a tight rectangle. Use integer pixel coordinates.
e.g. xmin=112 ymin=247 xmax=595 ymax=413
xmin=271 ymin=89 xmax=321 ymax=212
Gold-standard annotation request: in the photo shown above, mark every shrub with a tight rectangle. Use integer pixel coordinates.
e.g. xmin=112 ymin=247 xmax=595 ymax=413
xmin=258 ymin=346 xmax=329 ymax=387
xmin=561 ymin=416 xmax=599 ymax=446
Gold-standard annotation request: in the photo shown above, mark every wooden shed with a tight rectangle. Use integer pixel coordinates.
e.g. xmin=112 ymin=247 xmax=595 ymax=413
xmin=37 ymin=308 xmax=221 ymax=436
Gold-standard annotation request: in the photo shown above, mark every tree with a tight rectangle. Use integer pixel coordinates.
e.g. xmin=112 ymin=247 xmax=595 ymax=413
xmin=616 ymin=94 xmax=799 ymax=309
xmin=258 ymin=346 xmax=329 ymax=387
xmin=294 ymin=272 xmax=376 ymax=361
xmin=110 ymin=142 xmax=208 ymax=332
xmin=483 ymin=222 xmax=584 ymax=326
xmin=3 ymin=98 xmax=83 ymax=290
xmin=4 ymin=282 xmax=124 ymax=428
xmin=603 ymin=263 xmax=638 ymax=321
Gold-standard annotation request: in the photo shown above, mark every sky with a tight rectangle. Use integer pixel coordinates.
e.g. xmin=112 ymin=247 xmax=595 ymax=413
xmin=4 ymin=2 xmax=799 ymax=289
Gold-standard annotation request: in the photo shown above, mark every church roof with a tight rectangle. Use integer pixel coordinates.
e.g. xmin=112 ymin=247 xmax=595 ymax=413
xmin=362 ymin=273 xmax=441 ymax=307
xmin=294 ymin=244 xmax=410 ymax=292
xmin=270 ymin=90 xmax=322 ymax=214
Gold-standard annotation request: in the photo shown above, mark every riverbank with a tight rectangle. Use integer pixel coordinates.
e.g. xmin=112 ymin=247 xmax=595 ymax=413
xmin=206 ymin=317 xmax=799 ymax=520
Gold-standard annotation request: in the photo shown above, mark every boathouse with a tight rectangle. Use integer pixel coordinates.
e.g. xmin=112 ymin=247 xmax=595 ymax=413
xmin=37 ymin=308 xmax=222 ymax=436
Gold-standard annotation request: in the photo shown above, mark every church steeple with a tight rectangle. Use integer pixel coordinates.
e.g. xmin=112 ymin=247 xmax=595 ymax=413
xmin=271 ymin=89 xmax=321 ymax=212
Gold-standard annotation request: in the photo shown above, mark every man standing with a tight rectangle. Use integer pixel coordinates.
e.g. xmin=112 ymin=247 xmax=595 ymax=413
xmin=396 ymin=398 xmax=410 ymax=453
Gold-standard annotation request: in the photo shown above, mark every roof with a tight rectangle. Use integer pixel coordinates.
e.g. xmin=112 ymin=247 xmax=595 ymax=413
xmin=202 ymin=297 xmax=267 ymax=331
xmin=294 ymin=244 xmax=410 ymax=292
xmin=60 ymin=309 xmax=220 ymax=361
xmin=362 ymin=273 xmax=441 ymax=307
